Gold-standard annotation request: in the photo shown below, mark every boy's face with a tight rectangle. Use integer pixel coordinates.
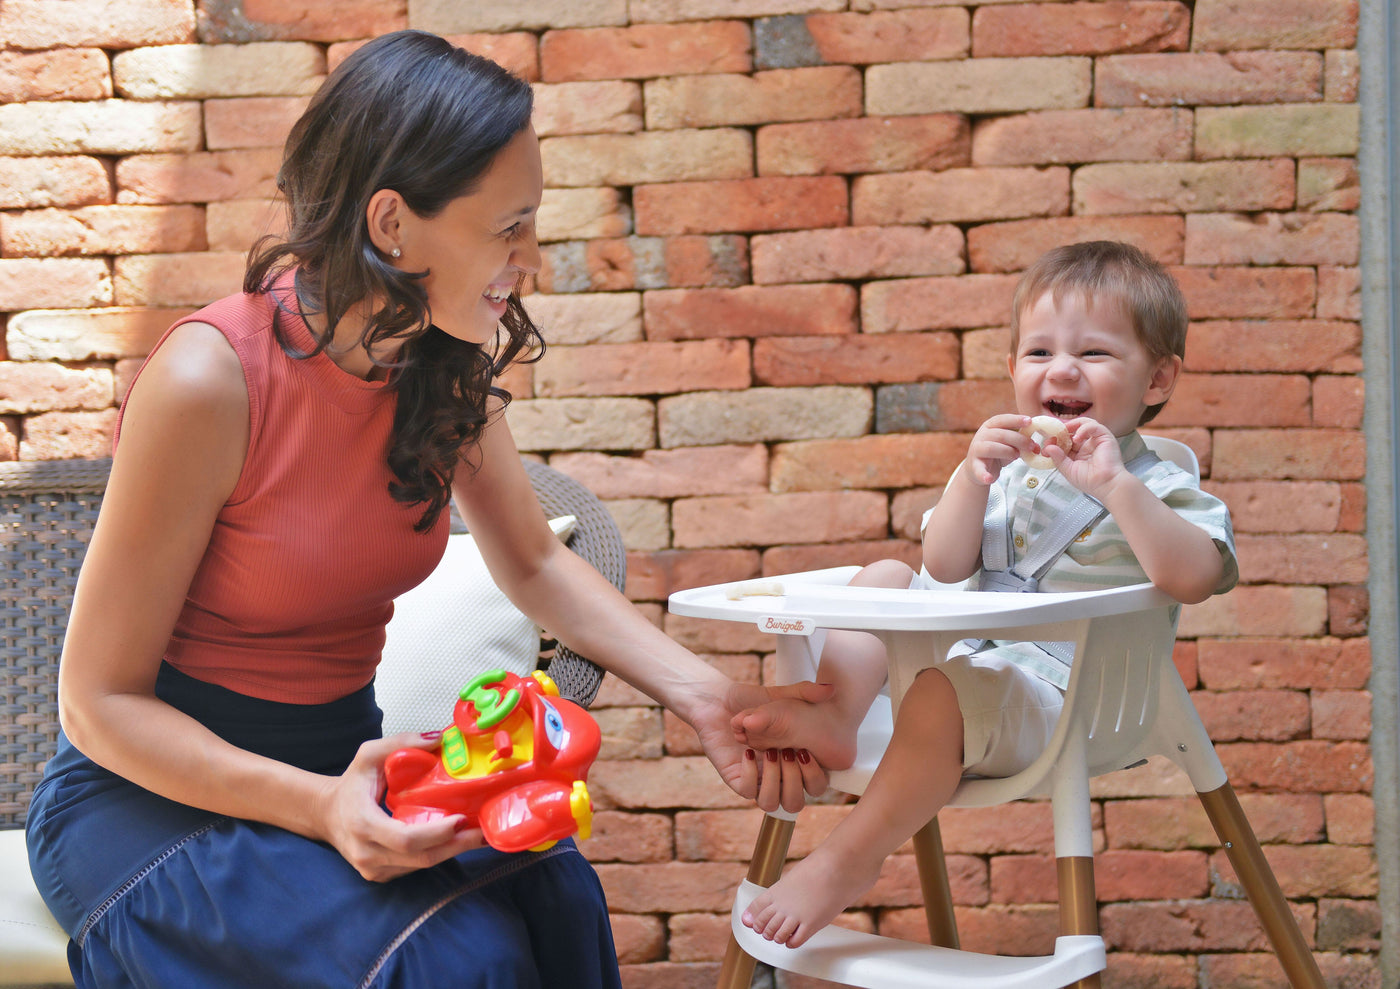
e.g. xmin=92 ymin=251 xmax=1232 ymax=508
xmin=1009 ymin=290 xmax=1182 ymax=438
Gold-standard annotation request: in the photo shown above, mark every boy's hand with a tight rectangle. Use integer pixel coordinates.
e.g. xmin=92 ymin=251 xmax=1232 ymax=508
xmin=1045 ymin=417 xmax=1127 ymax=496
xmin=966 ymin=414 xmax=1035 ymax=485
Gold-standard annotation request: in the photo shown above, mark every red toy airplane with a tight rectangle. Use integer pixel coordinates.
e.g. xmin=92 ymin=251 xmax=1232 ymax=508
xmin=384 ymin=668 xmax=601 ymax=853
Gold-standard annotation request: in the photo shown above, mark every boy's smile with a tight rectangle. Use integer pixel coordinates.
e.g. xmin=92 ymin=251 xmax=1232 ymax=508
xmin=1009 ymin=290 xmax=1181 ymax=439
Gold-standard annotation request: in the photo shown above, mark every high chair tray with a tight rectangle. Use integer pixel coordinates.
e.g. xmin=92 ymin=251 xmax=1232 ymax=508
xmin=730 ymin=881 xmax=1105 ymax=989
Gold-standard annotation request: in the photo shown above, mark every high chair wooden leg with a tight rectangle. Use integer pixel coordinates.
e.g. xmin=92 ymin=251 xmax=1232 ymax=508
xmin=911 ymin=817 xmax=959 ymax=948
xmin=1057 ymin=856 xmax=1101 ymax=989
xmin=717 ymin=813 xmax=796 ymax=989
xmin=1198 ymin=782 xmax=1326 ymax=989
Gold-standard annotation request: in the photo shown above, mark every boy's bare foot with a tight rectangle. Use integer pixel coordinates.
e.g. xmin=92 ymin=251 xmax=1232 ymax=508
xmin=732 ymin=697 xmax=858 ymax=771
xmin=742 ymin=845 xmax=883 ymax=949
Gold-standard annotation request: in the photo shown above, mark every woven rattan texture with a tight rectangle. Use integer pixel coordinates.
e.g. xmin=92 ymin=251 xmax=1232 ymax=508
xmin=0 ymin=459 xmax=111 ymax=829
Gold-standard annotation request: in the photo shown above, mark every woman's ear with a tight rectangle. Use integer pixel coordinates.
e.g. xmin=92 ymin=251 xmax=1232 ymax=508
xmin=365 ymin=189 xmax=405 ymax=259
xmin=1145 ymin=353 xmax=1184 ymax=408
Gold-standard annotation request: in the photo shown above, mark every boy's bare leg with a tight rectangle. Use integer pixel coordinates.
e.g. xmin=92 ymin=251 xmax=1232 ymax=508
xmin=734 ymin=560 xmax=914 ymax=770
xmin=742 ymin=666 xmax=965 ymax=948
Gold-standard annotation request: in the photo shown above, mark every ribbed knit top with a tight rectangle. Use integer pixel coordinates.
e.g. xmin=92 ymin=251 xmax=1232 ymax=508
xmin=118 ymin=276 xmax=449 ymax=704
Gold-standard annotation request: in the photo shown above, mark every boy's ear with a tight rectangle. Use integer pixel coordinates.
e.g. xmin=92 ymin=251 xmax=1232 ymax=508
xmin=1145 ymin=354 xmax=1184 ymax=408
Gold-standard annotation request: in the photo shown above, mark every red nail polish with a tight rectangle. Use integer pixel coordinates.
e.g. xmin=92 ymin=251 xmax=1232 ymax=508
xmin=797 ymin=750 xmax=811 ymax=764
xmin=782 ymin=748 xmax=796 ymax=762
xmin=420 ymin=729 xmax=443 ymax=741
xmin=745 ymin=748 xmax=756 ymax=761
xmin=765 ymin=748 xmax=779 ymax=762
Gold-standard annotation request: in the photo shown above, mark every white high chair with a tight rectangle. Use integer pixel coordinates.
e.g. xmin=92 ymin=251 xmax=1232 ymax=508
xmin=668 ymin=437 xmax=1324 ymax=989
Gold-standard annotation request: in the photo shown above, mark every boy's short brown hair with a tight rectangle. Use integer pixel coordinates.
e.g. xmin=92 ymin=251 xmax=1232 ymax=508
xmin=1009 ymin=241 xmax=1188 ymax=423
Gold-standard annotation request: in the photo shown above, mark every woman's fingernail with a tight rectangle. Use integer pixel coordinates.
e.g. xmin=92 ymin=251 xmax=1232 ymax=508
xmin=782 ymin=748 xmax=796 ymax=762
xmin=765 ymin=748 xmax=779 ymax=762
xmin=745 ymin=748 xmax=756 ymax=761
xmin=797 ymin=749 xmax=811 ymax=764
xmin=420 ymin=729 xmax=443 ymax=740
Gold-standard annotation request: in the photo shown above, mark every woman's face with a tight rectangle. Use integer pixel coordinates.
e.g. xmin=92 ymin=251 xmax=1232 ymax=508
xmin=393 ymin=125 xmax=543 ymax=346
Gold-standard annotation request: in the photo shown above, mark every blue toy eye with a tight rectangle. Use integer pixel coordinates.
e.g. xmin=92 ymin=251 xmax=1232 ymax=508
xmin=540 ymin=699 xmax=567 ymax=750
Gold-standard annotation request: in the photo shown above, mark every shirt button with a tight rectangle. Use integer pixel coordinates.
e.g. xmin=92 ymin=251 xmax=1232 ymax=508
xmin=1026 ymin=477 xmax=1039 ymax=489
xmin=1014 ymin=534 xmax=1026 ymax=548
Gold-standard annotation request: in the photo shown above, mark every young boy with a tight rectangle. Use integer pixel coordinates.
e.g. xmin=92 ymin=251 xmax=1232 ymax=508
xmin=733 ymin=240 xmax=1239 ymax=948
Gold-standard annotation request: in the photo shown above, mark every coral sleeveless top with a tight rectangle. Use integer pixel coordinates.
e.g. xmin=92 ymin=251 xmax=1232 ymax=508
xmin=117 ymin=276 xmax=449 ymax=704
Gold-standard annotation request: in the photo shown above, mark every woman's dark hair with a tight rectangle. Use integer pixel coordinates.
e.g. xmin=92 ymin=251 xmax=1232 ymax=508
xmin=245 ymin=30 xmax=543 ymax=530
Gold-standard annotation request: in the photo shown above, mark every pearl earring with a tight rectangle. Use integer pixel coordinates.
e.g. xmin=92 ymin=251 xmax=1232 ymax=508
xmin=391 ymin=248 xmax=401 ymax=258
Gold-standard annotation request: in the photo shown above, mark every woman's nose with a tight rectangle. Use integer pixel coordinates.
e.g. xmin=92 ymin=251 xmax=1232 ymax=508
xmin=513 ymin=228 xmax=542 ymax=276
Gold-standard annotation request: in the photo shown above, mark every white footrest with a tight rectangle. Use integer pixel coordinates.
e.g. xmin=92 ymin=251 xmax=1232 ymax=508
xmin=731 ymin=880 xmax=1105 ymax=989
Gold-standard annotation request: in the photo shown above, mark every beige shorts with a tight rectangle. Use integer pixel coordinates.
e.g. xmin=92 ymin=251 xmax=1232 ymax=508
xmin=933 ymin=648 xmax=1065 ymax=778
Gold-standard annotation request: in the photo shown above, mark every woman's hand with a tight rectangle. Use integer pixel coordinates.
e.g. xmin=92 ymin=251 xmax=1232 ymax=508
xmin=689 ymin=681 xmax=833 ymax=814
xmin=314 ymin=734 xmax=486 ymax=882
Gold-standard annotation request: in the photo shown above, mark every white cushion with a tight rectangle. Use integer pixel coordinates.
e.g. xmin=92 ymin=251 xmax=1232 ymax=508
xmin=0 ymin=829 xmax=71 ymax=985
xmin=376 ymin=515 xmax=576 ymax=735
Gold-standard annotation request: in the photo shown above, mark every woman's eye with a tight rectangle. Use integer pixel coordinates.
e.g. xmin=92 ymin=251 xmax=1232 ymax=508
xmin=500 ymin=223 xmax=521 ymax=238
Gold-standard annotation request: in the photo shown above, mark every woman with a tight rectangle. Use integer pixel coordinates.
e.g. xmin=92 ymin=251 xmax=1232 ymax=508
xmin=26 ymin=30 xmax=824 ymax=988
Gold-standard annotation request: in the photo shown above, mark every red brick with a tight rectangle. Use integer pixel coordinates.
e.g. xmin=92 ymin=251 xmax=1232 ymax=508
xmin=0 ymin=363 xmax=111 ymax=414
xmin=534 ymin=81 xmax=641 ymax=137
xmin=1191 ymin=688 xmax=1310 ymax=742
xmin=1311 ymin=690 xmax=1371 ymax=741
xmin=538 ymin=235 xmax=748 ymax=294
xmin=1212 ymin=844 xmax=1376 ymax=898
xmin=1338 ymin=482 xmax=1366 ymax=532
xmin=0 ymin=99 xmax=202 ymax=156
xmin=0 ymin=258 xmax=111 ymax=310
xmin=1299 ymin=158 xmax=1360 ymax=213
xmin=754 ymin=333 xmax=959 ymax=387
xmin=993 ymin=849 xmax=1208 ymax=903
xmin=644 ymin=284 xmax=856 ymax=340
xmin=205 ymin=199 xmax=287 ymax=253
xmin=0 ymin=0 xmax=195 ymax=48
xmin=1317 ymin=899 xmax=1381 ymax=951
xmin=115 ymin=150 xmax=281 ymax=204
xmin=1317 ymin=266 xmax=1360 ymax=320
xmin=635 ymin=176 xmax=847 ymax=235
xmin=1328 ymin=584 xmax=1369 ymax=637
xmin=1096 ymin=52 xmax=1323 ymax=106
xmin=758 ymin=114 xmax=969 ymax=177
xmin=1325 ymin=49 xmax=1360 ymax=102
xmin=552 ymin=446 xmax=767 ymax=499
xmin=853 ymin=167 xmax=1069 ymax=225
xmin=578 ymin=810 xmax=673 ymax=864
xmin=676 ymin=806 xmax=843 ymax=862
xmin=644 ymin=66 xmax=860 ymax=129
xmin=201 ymin=0 xmax=406 ymax=43
xmin=672 ymin=491 xmax=888 ymax=548
xmin=771 ymin=433 xmax=968 ymax=491
xmin=327 ymin=34 xmax=539 ymax=80
xmin=1170 ymin=266 xmax=1317 ymax=319
xmin=664 ymin=609 xmax=773 ymax=656
xmin=19 ymin=409 xmax=116 ymax=459
xmin=1324 ymin=793 xmax=1373 ymax=845
xmin=608 ymin=913 xmax=664 ymax=964
xmin=0 ymin=421 xmax=17 ymax=460
xmin=1186 ymin=212 xmax=1359 ymax=267
xmin=535 ymin=339 xmax=749 ymax=397
xmin=113 ymin=252 xmax=246 ymax=307
xmin=1196 ymin=104 xmax=1360 ymax=160
xmin=591 ymin=755 xmax=749 ymax=812
xmin=5 ymin=307 xmax=190 ymax=361
xmin=967 ymin=216 xmax=1184 ymax=273
xmin=1154 ymin=373 xmax=1310 ymax=428
xmin=762 ymin=539 xmax=922 ymax=576
xmin=594 ymin=860 xmax=746 ymax=913
xmin=617 ymin=961 xmax=717 ymax=988
xmin=1105 ymin=794 xmax=1325 ymax=849
xmin=1193 ymin=0 xmax=1358 ymax=51
xmin=1212 ymin=428 xmax=1366 ymax=481
xmin=861 ymin=274 xmax=1019 ymax=334
xmin=752 ymin=225 xmax=964 ymax=284
xmin=0 ymin=49 xmax=110 ymax=102
xmin=1202 ymin=481 xmax=1342 ymax=533
xmin=203 ymin=97 xmax=309 ymax=150
xmin=1074 ymin=160 xmax=1294 ymax=215
xmin=1102 ymin=899 xmax=1315 ymax=952
xmin=972 ymin=107 xmax=1191 ymax=167
xmin=1203 ymin=952 xmax=1378 ymax=989
xmin=1101 ymin=953 xmax=1197 ymax=989
xmin=658 ymin=385 xmax=871 ymax=448
xmin=922 ymin=904 xmax=1059 ymax=954
xmin=803 ymin=8 xmax=969 ymax=63
xmin=1180 ymin=586 xmax=1330 ymax=639
xmin=665 ymin=912 xmax=729 ymax=962
xmin=540 ymin=23 xmax=751 ymax=82
xmin=973 ymin=2 xmax=1189 ymax=56
xmin=1313 ymin=375 xmax=1364 ymax=429
xmin=626 ymin=548 xmax=761 ymax=601
xmin=938 ymin=803 xmax=1059 ymax=855
xmin=1186 ymin=320 xmax=1360 ymax=374
xmin=1197 ymin=636 xmax=1369 ymax=690
xmin=1218 ymin=740 xmax=1371 ymax=793
xmin=2 ymin=205 xmax=206 ymax=258
xmin=0 ymin=156 xmax=110 ymax=209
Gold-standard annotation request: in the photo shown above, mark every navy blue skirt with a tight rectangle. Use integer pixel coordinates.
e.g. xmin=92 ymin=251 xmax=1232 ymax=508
xmin=26 ymin=665 xmax=621 ymax=989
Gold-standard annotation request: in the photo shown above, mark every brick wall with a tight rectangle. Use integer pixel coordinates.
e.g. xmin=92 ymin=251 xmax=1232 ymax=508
xmin=0 ymin=1 xmax=1377 ymax=986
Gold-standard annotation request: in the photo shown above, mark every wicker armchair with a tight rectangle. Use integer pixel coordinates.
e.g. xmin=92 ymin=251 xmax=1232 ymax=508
xmin=0 ymin=457 xmax=623 ymax=987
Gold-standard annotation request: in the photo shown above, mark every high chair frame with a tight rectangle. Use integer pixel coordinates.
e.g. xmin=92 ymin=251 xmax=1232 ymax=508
xmin=668 ymin=438 xmax=1325 ymax=989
